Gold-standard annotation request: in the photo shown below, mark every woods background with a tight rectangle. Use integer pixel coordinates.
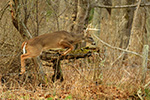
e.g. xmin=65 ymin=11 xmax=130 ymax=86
xmin=0 ymin=0 xmax=150 ymax=99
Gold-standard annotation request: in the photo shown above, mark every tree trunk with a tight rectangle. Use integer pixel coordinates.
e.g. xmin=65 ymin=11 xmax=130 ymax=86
xmin=9 ymin=0 xmax=45 ymax=83
xmin=72 ymin=0 xmax=91 ymax=34
xmin=99 ymin=0 xmax=136 ymax=66
xmin=127 ymin=1 xmax=146 ymax=65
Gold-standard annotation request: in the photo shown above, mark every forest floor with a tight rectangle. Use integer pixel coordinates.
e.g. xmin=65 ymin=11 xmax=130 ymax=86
xmin=0 ymin=58 xmax=150 ymax=100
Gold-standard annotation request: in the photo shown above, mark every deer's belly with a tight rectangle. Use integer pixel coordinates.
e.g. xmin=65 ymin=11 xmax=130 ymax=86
xmin=43 ymin=45 xmax=63 ymax=51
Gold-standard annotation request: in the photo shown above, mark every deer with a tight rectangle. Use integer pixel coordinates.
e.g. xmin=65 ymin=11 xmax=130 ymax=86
xmin=20 ymin=30 xmax=95 ymax=74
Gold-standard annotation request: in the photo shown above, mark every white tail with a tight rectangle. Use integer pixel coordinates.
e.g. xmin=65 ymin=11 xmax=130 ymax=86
xmin=23 ymin=42 xmax=27 ymax=54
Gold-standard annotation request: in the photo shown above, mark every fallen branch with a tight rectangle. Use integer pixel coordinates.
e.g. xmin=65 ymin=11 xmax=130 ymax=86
xmin=40 ymin=46 xmax=98 ymax=82
xmin=40 ymin=47 xmax=98 ymax=61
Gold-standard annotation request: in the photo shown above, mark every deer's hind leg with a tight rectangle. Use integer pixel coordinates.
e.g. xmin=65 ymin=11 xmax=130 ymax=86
xmin=20 ymin=47 xmax=42 ymax=74
xmin=20 ymin=52 xmax=32 ymax=74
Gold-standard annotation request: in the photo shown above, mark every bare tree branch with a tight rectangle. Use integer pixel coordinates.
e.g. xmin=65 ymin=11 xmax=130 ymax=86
xmin=46 ymin=0 xmax=60 ymax=31
xmin=92 ymin=2 xmax=150 ymax=9
xmin=9 ymin=0 xmax=45 ymax=80
xmin=0 ymin=1 xmax=10 ymax=20
xmin=92 ymin=34 xmax=143 ymax=58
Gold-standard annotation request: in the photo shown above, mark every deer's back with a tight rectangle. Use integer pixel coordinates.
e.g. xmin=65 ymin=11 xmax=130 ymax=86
xmin=26 ymin=31 xmax=81 ymax=48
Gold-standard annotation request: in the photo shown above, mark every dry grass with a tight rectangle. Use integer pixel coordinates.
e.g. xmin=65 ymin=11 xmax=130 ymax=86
xmin=0 ymin=55 xmax=150 ymax=100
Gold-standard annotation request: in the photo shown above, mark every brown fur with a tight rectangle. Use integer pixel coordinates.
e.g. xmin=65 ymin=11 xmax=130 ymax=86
xmin=20 ymin=30 xmax=95 ymax=74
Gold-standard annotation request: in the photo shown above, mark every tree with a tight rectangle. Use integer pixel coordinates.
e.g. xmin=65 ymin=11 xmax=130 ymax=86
xmin=92 ymin=0 xmax=147 ymax=66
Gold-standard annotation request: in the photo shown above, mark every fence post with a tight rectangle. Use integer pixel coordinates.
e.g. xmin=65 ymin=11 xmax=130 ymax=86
xmin=141 ymin=45 xmax=149 ymax=84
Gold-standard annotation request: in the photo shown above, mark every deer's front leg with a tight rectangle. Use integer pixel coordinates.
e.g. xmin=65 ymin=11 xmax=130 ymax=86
xmin=61 ymin=48 xmax=73 ymax=56
xmin=59 ymin=41 xmax=74 ymax=56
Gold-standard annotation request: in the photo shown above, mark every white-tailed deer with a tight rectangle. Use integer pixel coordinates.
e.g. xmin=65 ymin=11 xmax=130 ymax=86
xmin=20 ymin=30 xmax=95 ymax=74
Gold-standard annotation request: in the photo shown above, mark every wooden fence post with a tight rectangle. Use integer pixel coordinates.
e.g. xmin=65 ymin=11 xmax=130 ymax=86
xmin=141 ymin=45 xmax=149 ymax=84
